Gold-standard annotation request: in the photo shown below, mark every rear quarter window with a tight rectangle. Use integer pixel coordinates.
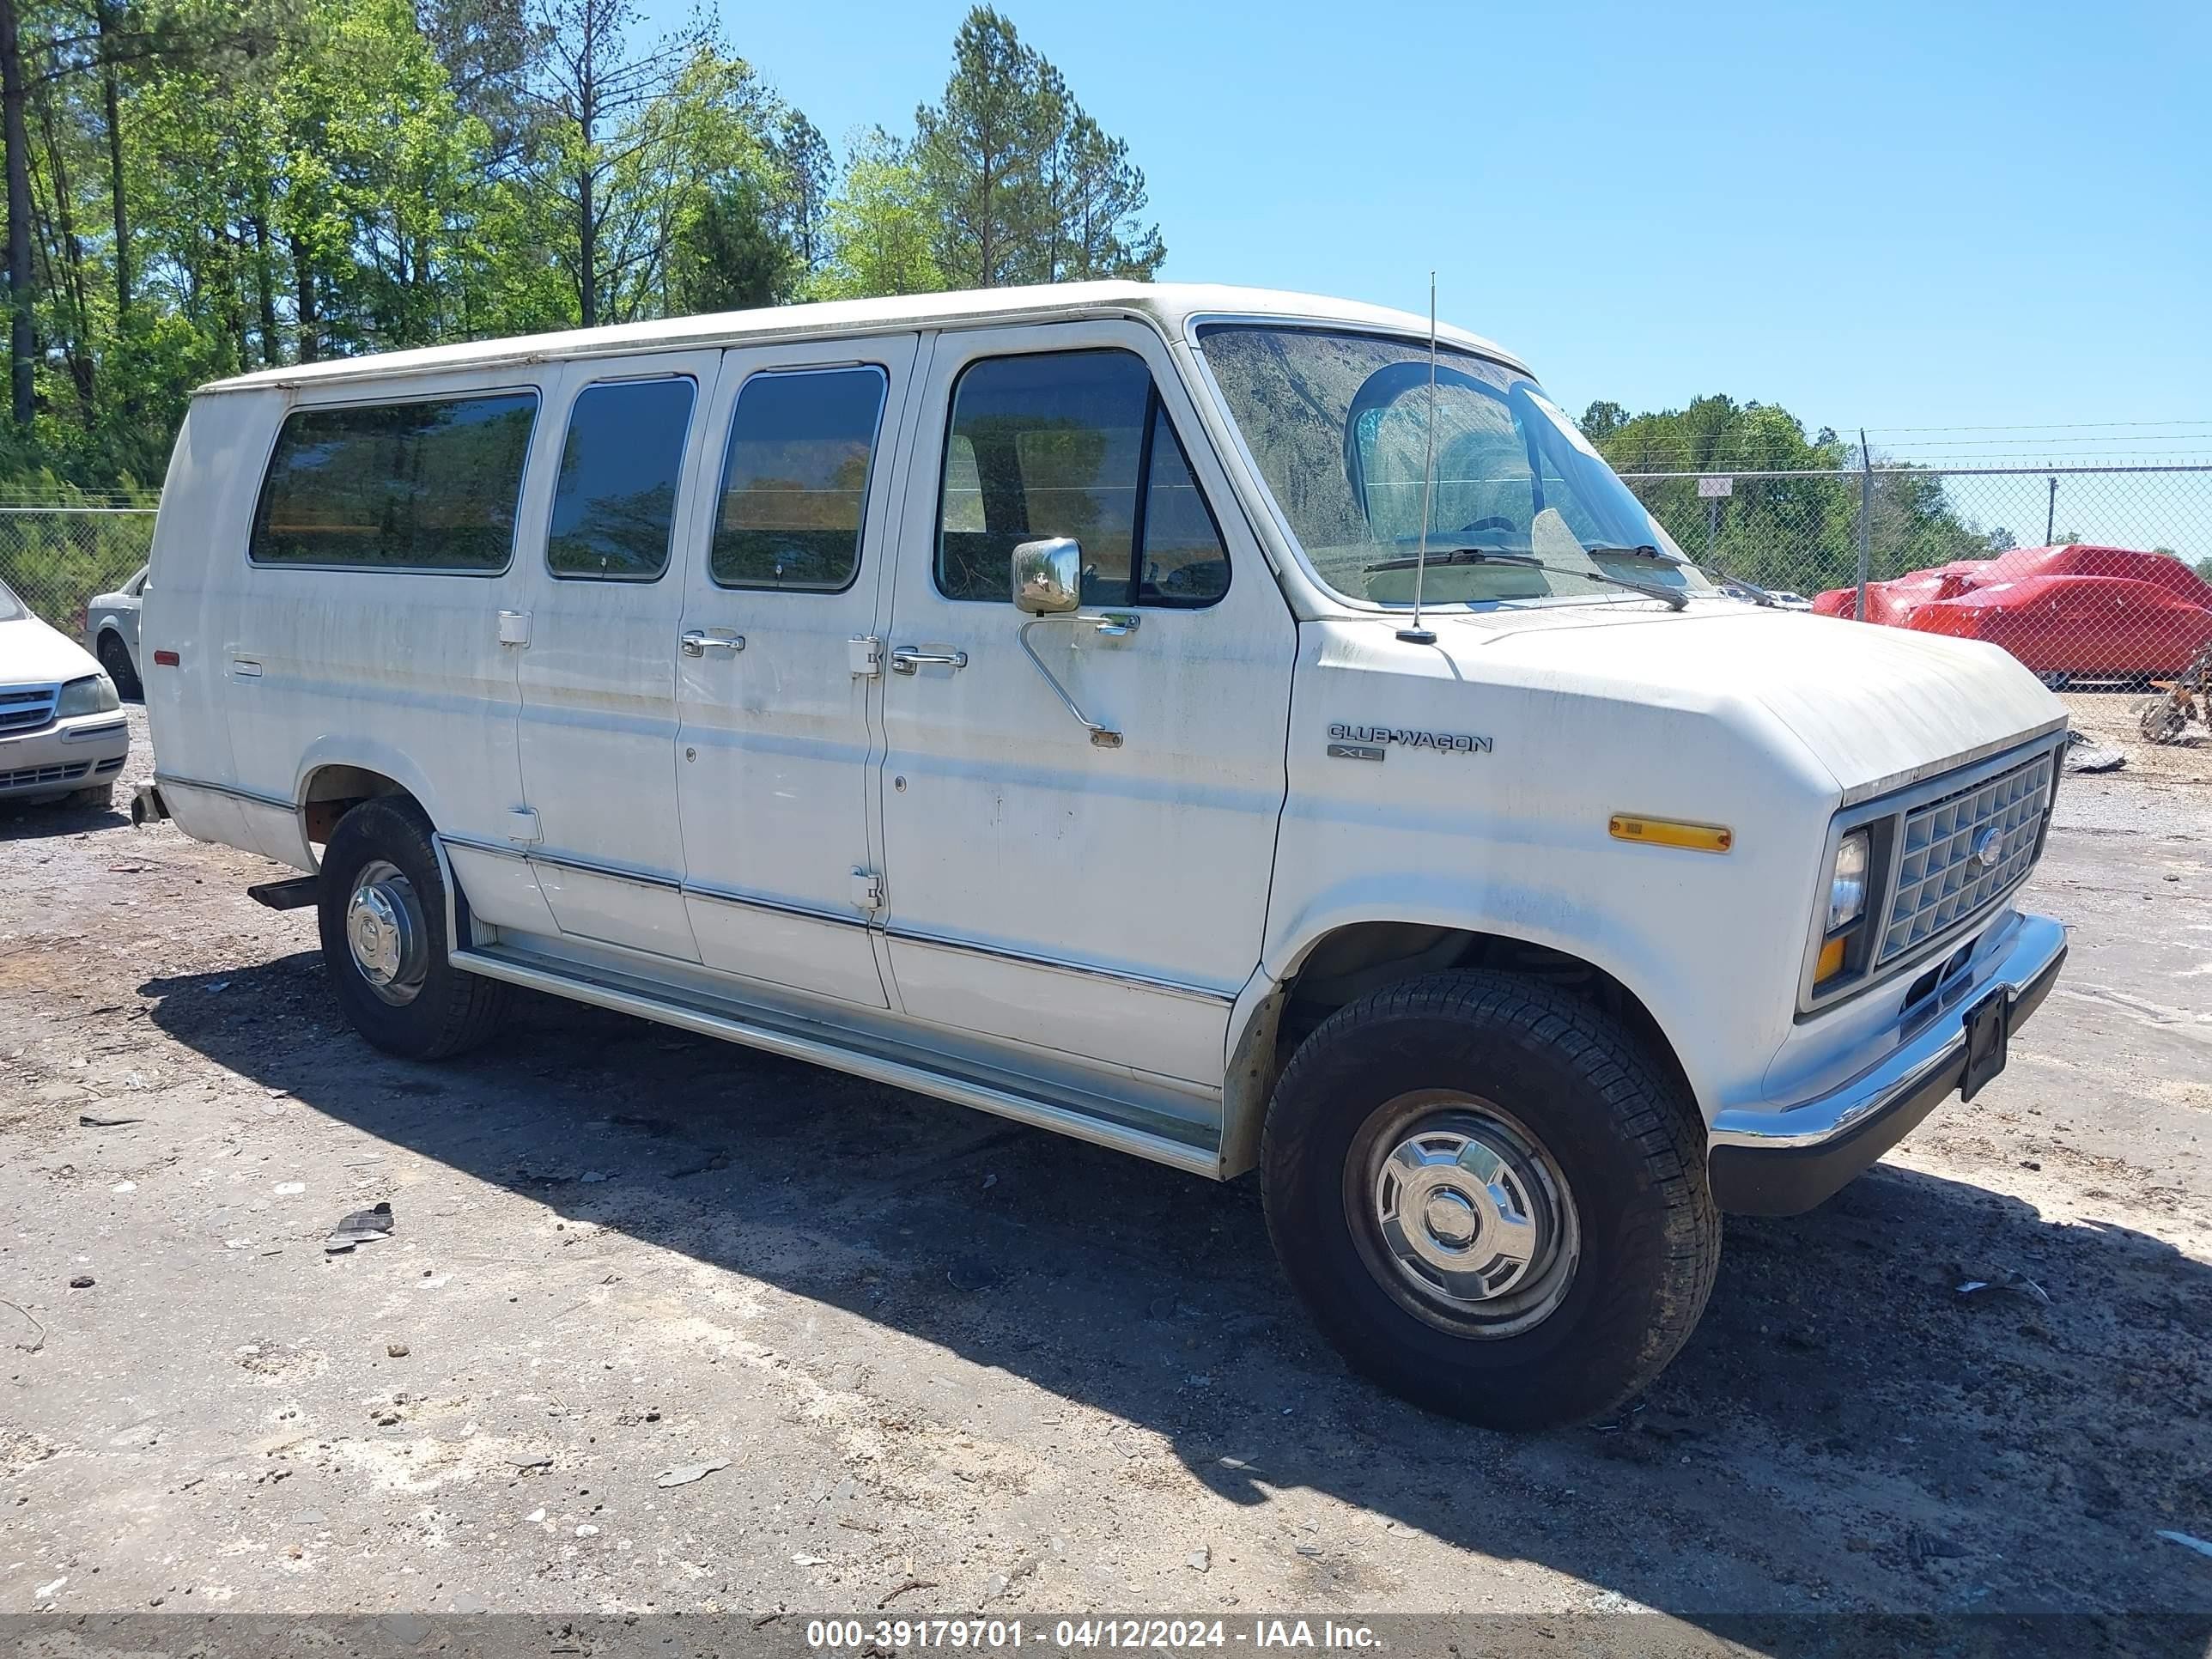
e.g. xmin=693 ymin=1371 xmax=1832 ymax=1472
xmin=249 ymin=392 xmax=538 ymax=572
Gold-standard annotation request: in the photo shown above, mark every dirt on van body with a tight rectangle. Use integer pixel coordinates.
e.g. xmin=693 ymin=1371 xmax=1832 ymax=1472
xmin=0 ymin=704 xmax=2209 ymax=1638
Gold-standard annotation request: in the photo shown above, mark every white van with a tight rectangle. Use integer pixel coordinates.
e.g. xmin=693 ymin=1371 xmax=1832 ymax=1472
xmin=138 ymin=283 xmax=2069 ymax=1429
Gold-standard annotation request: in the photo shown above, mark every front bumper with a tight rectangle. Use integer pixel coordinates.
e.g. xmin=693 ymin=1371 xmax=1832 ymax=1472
xmin=0 ymin=714 xmax=131 ymax=799
xmin=1708 ymin=909 xmax=2067 ymax=1215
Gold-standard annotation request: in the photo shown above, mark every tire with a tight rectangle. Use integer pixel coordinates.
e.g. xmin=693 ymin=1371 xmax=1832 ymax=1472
xmin=317 ymin=795 xmax=508 ymax=1060
xmin=96 ymin=632 xmax=142 ymax=702
xmin=1261 ymin=969 xmax=1719 ymax=1431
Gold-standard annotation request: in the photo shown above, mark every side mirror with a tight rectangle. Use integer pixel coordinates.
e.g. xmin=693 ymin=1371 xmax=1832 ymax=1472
xmin=1012 ymin=538 xmax=1082 ymax=615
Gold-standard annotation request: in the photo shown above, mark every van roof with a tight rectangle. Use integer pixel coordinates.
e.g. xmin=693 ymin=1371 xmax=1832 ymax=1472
xmin=197 ymin=282 xmax=1529 ymax=395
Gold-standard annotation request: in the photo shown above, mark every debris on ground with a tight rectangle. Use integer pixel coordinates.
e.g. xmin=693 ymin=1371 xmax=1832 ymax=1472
xmin=325 ymin=1200 xmax=394 ymax=1254
xmin=1907 ymin=1528 xmax=1969 ymax=1567
xmin=2063 ymin=729 xmax=2126 ymax=774
xmin=3 ymin=1297 xmax=46 ymax=1352
xmin=68 ymin=1274 xmax=94 ymax=1289
xmin=386 ymin=1341 xmax=410 ymax=1358
xmin=1187 ymin=1547 xmax=1211 ymax=1572
xmin=1956 ymin=1268 xmax=2051 ymax=1306
xmin=653 ymin=1459 xmax=728 ymax=1488
xmin=2157 ymin=1530 xmax=2212 ymax=1560
xmin=78 ymin=1111 xmax=143 ymax=1127
xmin=878 ymin=1577 xmax=935 ymax=1607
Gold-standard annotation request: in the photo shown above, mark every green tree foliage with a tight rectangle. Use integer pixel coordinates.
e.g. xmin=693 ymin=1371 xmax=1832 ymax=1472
xmin=911 ymin=6 xmax=1162 ymax=289
xmin=811 ymin=128 xmax=940 ymax=301
xmin=0 ymin=0 xmax=1174 ymax=493
xmin=1582 ymin=393 xmax=2016 ymax=594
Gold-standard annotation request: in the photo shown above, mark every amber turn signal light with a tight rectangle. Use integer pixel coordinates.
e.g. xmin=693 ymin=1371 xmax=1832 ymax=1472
xmin=1608 ymin=815 xmax=1733 ymax=854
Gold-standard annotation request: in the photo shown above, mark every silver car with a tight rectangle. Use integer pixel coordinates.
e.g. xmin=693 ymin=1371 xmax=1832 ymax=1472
xmin=1 ymin=577 xmax=130 ymax=807
xmin=85 ymin=564 xmax=148 ymax=699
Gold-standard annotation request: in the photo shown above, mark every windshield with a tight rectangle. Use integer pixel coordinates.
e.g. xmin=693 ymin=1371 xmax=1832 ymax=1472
xmin=1196 ymin=325 xmax=1711 ymax=609
xmin=0 ymin=579 xmax=22 ymax=622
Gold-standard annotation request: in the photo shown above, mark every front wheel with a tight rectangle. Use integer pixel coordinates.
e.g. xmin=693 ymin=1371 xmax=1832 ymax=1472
xmin=96 ymin=633 xmax=143 ymax=701
xmin=1261 ymin=970 xmax=1719 ymax=1431
xmin=317 ymin=796 xmax=508 ymax=1060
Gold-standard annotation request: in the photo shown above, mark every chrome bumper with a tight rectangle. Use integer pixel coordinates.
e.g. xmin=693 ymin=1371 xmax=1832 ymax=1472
xmin=1708 ymin=909 xmax=2067 ymax=1214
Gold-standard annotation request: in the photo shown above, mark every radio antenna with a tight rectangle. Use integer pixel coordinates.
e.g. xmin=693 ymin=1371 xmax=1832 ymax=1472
xmin=1397 ymin=270 xmax=1440 ymax=645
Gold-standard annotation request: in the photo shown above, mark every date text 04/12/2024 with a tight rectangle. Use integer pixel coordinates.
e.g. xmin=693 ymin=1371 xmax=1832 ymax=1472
xmin=804 ymin=1619 xmax=1382 ymax=1650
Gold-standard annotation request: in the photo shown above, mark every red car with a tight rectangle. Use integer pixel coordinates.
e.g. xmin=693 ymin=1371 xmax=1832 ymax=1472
xmin=1812 ymin=544 xmax=2212 ymax=680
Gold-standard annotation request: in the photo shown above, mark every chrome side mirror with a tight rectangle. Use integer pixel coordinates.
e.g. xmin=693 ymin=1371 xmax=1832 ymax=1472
xmin=1012 ymin=537 xmax=1083 ymax=615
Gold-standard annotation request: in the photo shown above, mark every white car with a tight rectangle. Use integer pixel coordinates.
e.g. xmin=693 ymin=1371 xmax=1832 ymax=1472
xmin=86 ymin=564 xmax=149 ymax=698
xmin=134 ymin=283 xmax=2069 ymax=1430
xmin=0 ymin=577 xmax=129 ymax=807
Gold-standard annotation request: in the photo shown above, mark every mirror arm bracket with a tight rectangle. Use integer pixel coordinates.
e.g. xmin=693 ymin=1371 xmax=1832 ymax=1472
xmin=1017 ymin=613 xmax=1139 ymax=748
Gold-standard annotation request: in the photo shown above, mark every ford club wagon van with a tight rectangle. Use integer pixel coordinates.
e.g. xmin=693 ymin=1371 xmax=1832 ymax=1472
xmin=135 ymin=283 xmax=2069 ymax=1429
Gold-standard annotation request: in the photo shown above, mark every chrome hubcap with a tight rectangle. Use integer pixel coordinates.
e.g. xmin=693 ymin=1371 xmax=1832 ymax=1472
xmin=1352 ymin=1097 xmax=1579 ymax=1338
xmin=345 ymin=860 xmax=427 ymax=1006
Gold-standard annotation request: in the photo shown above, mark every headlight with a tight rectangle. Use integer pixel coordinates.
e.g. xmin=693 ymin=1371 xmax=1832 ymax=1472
xmin=56 ymin=673 xmax=120 ymax=718
xmin=1826 ymin=829 xmax=1870 ymax=934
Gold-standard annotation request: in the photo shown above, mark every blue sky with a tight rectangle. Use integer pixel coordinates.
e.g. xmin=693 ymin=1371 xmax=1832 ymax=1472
xmin=645 ymin=0 xmax=2209 ymax=467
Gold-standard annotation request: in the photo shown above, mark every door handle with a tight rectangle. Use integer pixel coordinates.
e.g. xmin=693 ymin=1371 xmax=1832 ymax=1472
xmin=890 ymin=647 xmax=969 ymax=675
xmin=680 ymin=629 xmax=745 ymax=657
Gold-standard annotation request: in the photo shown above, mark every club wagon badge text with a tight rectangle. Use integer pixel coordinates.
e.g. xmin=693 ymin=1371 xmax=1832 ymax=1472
xmin=1328 ymin=721 xmax=1492 ymax=762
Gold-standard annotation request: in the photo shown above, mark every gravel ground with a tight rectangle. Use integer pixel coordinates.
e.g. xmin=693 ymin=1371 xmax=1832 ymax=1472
xmin=2 ymin=705 xmax=2209 ymax=1632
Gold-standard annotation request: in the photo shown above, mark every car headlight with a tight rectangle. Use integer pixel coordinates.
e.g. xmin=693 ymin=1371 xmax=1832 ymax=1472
xmin=1826 ymin=829 xmax=1870 ymax=934
xmin=56 ymin=672 xmax=120 ymax=718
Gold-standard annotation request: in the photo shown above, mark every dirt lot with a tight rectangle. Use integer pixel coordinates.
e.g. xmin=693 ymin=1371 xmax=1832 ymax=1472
xmin=2 ymin=702 xmax=2209 ymax=1634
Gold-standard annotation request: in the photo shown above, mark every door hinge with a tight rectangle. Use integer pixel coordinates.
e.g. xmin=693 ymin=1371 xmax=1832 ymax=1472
xmin=497 ymin=610 xmax=532 ymax=647
xmin=506 ymin=808 xmax=542 ymax=844
xmin=848 ymin=635 xmax=883 ymax=679
xmin=850 ymin=867 xmax=884 ymax=910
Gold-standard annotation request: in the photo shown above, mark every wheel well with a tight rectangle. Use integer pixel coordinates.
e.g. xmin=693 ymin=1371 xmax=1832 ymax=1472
xmin=1222 ymin=923 xmax=1695 ymax=1176
xmin=301 ymin=765 xmax=414 ymax=848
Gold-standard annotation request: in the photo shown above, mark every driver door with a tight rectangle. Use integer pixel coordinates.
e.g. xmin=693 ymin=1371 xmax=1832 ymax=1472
xmin=875 ymin=321 xmax=1297 ymax=1087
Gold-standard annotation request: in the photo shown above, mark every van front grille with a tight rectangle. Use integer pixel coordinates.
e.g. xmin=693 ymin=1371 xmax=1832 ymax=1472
xmin=1877 ymin=752 xmax=2053 ymax=964
xmin=0 ymin=684 xmax=58 ymax=734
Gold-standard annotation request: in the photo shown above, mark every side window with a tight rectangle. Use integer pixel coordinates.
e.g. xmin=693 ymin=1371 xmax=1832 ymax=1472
xmin=934 ymin=349 xmax=1227 ymax=607
xmin=1136 ymin=405 xmax=1229 ymax=605
xmin=710 ymin=366 xmax=887 ymax=591
xmin=546 ymin=377 xmax=696 ymax=580
xmin=249 ymin=392 xmax=538 ymax=571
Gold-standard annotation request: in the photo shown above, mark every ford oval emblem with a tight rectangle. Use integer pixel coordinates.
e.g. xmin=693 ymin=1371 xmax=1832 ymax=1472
xmin=1972 ymin=827 xmax=2004 ymax=871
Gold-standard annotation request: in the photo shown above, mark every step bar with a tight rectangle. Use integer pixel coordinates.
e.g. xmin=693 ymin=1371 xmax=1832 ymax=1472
xmin=449 ymin=945 xmax=1223 ymax=1179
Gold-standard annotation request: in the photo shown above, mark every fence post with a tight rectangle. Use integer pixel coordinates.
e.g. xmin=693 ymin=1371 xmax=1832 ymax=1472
xmin=2045 ymin=476 xmax=2057 ymax=545
xmin=1855 ymin=428 xmax=1872 ymax=621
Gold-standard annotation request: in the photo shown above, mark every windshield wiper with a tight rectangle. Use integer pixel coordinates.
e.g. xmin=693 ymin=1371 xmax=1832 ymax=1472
xmin=1686 ymin=555 xmax=1780 ymax=607
xmin=1581 ymin=539 xmax=1776 ymax=605
xmin=1364 ymin=546 xmax=1529 ymax=574
xmin=1364 ymin=546 xmax=1687 ymax=611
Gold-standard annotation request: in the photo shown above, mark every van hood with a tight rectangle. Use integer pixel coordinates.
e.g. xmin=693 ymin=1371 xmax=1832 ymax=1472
xmin=1450 ymin=602 xmax=2069 ymax=805
xmin=0 ymin=611 xmax=103 ymax=689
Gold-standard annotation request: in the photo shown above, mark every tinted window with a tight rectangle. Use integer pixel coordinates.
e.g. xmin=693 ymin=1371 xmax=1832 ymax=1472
xmin=711 ymin=367 xmax=886 ymax=591
xmin=935 ymin=350 xmax=1225 ymax=607
xmin=547 ymin=378 xmax=696 ymax=580
xmin=1137 ymin=406 xmax=1229 ymax=605
xmin=250 ymin=393 xmax=537 ymax=571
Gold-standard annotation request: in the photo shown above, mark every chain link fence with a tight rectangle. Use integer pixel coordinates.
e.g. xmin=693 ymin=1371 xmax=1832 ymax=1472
xmin=1620 ymin=462 xmax=2212 ymax=750
xmin=0 ymin=499 xmax=159 ymax=640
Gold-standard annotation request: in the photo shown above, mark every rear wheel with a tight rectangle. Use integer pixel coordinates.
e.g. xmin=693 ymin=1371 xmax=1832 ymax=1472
xmin=96 ymin=633 xmax=142 ymax=701
xmin=317 ymin=796 xmax=508 ymax=1060
xmin=1261 ymin=969 xmax=1719 ymax=1431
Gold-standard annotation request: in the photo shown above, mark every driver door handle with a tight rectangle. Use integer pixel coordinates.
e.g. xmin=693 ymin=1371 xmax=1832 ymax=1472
xmin=680 ymin=629 xmax=745 ymax=657
xmin=890 ymin=647 xmax=969 ymax=674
